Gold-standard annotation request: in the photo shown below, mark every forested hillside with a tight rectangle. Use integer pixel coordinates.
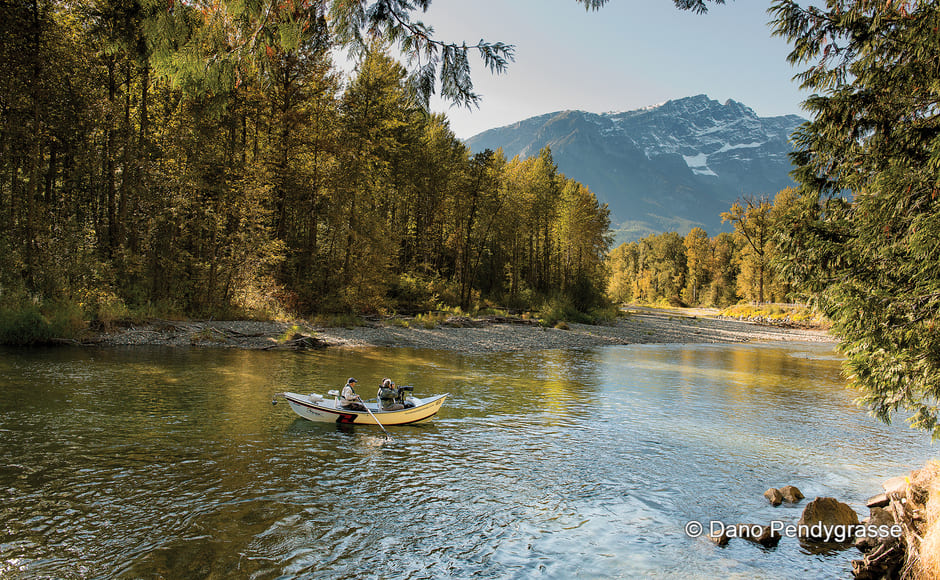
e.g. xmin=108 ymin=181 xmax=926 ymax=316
xmin=0 ymin=1 xmax=611 ymax=329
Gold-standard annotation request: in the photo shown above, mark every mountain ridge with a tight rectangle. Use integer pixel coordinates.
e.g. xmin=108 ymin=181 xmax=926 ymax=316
xmin=465 ymin=95 xmax=806 ymax=242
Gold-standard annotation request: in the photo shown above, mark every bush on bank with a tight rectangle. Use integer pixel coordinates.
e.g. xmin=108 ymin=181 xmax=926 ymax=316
xmin=0 ymin=307 xmax=57 ymax=345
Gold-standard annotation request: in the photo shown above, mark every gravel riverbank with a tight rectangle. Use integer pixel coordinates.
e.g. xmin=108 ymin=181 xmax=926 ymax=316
xmin=86 ymin=306 xmax=834 ymax=353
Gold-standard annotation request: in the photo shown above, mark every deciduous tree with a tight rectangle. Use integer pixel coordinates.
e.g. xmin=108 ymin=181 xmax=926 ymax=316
xmin=722 ymin=195 xmax=773 ymax=304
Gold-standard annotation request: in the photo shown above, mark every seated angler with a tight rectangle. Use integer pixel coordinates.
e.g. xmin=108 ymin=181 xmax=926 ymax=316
xmin=377 ymin=378 xmax=405 ymax=411
xmin=340 ymin=378 xmax=367 ymax=411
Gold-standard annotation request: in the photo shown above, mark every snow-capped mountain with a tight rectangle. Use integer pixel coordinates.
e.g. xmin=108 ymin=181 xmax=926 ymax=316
xmin=465 ymin=95 xmax=806 ymax=241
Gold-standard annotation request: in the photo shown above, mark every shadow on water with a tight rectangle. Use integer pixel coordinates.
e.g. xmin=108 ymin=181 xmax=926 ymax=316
xmin=285 ymin=417 xmax=440 ymax=438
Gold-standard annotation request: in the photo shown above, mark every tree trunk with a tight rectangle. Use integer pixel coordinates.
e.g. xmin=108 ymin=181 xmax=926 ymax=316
xmin=117 ymin=60 xmax=132 ymax=251
xmin=758 ymin=260 xmax=765 ymax=305
xmin=24 ymin=0 xmax=42 ymax=288
xmin=131 ymin=60 xmax=149 ymax=255
xmin=106 ymin=56 xmax=117 ymax=255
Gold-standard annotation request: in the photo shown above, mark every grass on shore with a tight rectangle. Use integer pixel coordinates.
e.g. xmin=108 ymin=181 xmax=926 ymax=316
xmin=914 ymin=462 xmax=940 ymax=579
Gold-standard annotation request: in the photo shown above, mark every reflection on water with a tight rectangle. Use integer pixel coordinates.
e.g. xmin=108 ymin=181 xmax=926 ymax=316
xmin=0 ymin=343 xmax=934 ymax=578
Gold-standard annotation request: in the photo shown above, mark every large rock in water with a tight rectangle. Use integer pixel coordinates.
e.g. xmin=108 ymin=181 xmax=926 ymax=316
xmin=798 ymin=497 xmax=860 ymax=541
xmin=763 ymin=485 xmax=803 ymax=506
xmin=780 ymin=485 xmax=804 ymax=503
xmin=764 ymin=488 xmax=784 ymax=506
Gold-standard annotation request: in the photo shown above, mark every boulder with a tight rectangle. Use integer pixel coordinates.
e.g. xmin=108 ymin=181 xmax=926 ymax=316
xmin=883 ymin=476 xmax=908 ymax=496
xmin=865 ymin=493 xmax=890 ymax=509
xmin=709 ymin=524 xmax=782 ymax=548
xmin=709 ymin=528 xmax=731 ymax=547
xmin=780 ymin=485 xmax=805 ymax=503
xmin=868 ymin=506 xmax=898 ymax=528
xmin=764 ymin=488 xmax=783 ymax=506
xmin=798 ymin=497 xmax=860 ymax=541
xmin=735 ymin=524 xmax=782 ymax=548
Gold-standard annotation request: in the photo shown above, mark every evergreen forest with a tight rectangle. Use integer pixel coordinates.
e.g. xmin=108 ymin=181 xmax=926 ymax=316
xmin=0 ymin=1 xmax=612 ymax=333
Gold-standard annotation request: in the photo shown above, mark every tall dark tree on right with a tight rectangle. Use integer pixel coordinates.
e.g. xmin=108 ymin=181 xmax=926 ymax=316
xmin=771 ymin=1 xmax=940 ymax=437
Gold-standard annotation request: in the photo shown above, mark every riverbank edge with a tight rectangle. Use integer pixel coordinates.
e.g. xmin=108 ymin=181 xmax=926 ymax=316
xmin=855 ymin=461 xmax=940 ymax=579
xmin=73 ymin=306 xmax=835 ymax=353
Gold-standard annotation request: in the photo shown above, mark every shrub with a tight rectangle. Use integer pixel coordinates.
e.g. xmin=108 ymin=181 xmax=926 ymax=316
xmin=589 ymin=303 xmax=622 ymax=324
xmin=310 ymin=313 xmax=365 ymax=329
xmin=45 ymin=300 xmax=86 ymax=338
xmin=538 ymin=296 xmax=590 ymax=327
xmin=0 ymin=307 xmax=55 ymax=345
xmin=413 ymin=311 xmax=448 ymax=329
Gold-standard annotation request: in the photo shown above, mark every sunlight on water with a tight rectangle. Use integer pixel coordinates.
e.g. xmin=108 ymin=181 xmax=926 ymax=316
xmin=0 ymin=343 xmax=935 ymax=578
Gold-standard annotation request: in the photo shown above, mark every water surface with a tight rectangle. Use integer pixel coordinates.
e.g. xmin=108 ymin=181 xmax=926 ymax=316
xmin=0 ymin=343 xmax=934 ymax=578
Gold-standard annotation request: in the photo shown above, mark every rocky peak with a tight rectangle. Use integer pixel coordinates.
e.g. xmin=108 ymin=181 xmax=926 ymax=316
xmin=466 ymin=95 xmax=807 ymax=241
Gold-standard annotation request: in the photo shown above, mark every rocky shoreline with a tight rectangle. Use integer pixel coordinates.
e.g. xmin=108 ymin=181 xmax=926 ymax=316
xmin=80 ymin=306 xmax=834 ymax=352
xmin=78 ymin=306 xmax=940 ymax=578
xmin=703 ymin=464 xmax=940 ymax=579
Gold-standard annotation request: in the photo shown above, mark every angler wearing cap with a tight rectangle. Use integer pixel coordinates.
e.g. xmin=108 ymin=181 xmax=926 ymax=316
xmin=339 ymin=377 xmax=367 ymax=411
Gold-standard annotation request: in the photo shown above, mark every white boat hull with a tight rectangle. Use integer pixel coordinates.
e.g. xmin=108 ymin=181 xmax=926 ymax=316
xmin=279 ymin=392 xmax=448 ymax=425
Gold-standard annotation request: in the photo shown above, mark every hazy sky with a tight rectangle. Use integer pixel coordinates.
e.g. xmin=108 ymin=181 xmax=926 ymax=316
xmin=418 ymin=0 xmax=808 ymax=139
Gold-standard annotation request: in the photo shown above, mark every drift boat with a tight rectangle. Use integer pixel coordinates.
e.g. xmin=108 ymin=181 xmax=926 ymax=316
xmin=275 ymin=390 xmax=448 ymax=425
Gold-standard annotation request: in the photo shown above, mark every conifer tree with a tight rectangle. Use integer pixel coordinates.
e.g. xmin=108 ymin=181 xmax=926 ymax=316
xmin=771 ymin=1 xmax=940 ymax=436
xmin=144 ymin=0 xmax=723 ymax=107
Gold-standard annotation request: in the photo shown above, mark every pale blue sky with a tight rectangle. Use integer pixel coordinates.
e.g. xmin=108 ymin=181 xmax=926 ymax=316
xmin=421 ymin=0 xmax=808 ymax=139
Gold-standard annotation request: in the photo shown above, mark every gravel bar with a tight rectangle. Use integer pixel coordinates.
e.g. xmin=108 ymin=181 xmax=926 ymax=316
xmin=87 ymin=306 xmax=834 ymax=353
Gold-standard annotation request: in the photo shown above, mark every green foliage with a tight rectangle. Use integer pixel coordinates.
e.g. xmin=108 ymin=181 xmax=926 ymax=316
xmin=143 ymin=0 xmax=721 ymax=109
xmin=45 ymin=300 xmax=87 ymax=338
xmin=82 ymin=290 xmax=130 ymax=330
xmin=610 ymin=232 xmax=688 ymax=306
xmin=722 ymin=196 xmax=773 ymax=303
xmin=277 ymin=324 xmax=304 ymax=343
xmin=0 ymin=3 xmax=613 ymax=339
xmin=538 ymin=296 xmax=589 ymax=327
xmin=537 ymin=294 xmax=617 ymax=327
xmin=310 ymin=313 xmax=366 ymax=329
xmin=388 ymin=273 xmax=443 ymax=312
xmin=413 ymin=311 xmax=448 ymax=329
xmin=0 ymin=308 xmax=56 ymax=346
xmin=771 ymin=1 xmax=940 ymax=436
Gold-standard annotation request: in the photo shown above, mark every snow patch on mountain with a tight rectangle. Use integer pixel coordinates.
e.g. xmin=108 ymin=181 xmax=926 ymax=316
xmin=682 ymin=153 xmax=718 ymax=177
xmin=591 ymin=95 xmax=792 ymax=178
xmin=464 ymin=94 xmax=807 ymax=240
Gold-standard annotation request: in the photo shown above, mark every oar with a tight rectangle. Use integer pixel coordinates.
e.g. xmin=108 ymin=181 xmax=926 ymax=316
xmin=356 ymin=396 xmax=391 ymax=441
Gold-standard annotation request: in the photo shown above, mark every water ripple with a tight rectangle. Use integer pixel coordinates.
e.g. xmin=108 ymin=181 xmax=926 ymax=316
xmin=0 ymin=344 xmax=934 ymax=578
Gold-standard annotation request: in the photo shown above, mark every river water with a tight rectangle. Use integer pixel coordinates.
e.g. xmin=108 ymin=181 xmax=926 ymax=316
xmin=0 ymin=342 xmax=934 ymax=579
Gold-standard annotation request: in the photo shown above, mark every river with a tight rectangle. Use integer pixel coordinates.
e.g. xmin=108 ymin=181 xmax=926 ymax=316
xmin=0 ymin=342 xmax=934 ymax=578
